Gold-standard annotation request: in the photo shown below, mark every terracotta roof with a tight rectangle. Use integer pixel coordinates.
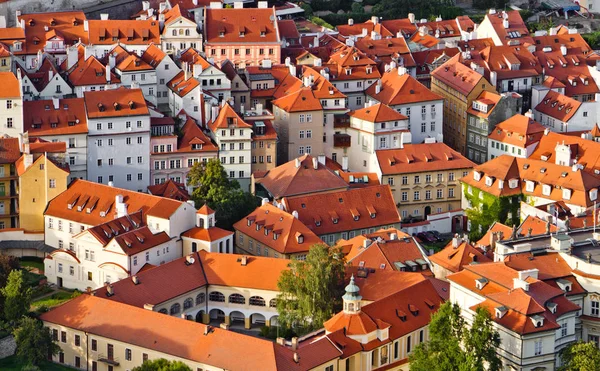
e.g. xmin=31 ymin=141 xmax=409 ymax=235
xmin=530 ymin=131 xmax=600 ymax=174
xmin=204 ymin=8 xmax=279 ymax=44
xmin=466 ymin=91 xmax=502 ymax=119
xmin=534 ymin=48 xmax=598 ymax=97
xmin=18 ymin=11 xmax=88 ymax=55
xmin=248 ymin=118 xmax=278 ymax=140
xmin=140 ymin=43 xmax=168 ymax=67
xmin=534 ymin=89 xmax=581 ymax=122
xmin=0 ymin=138 xmax=21 ymax=164
xmin=278 ymin=19 xmax=300 ymax=40
xmin=167 ymin=71 xmax=199 ymax=97
xmin=476 ymin=221 xmax=512 ymax=247
xmin=40 ymin=294 xmax=286 ymax=371
xmin=533 ymin=33 xmax=591 ymax=54
xmin=147 ymin=180 xmax=190 ymax=201
xmin=233 ymin=203 xmax=322 ymax=255
xmin=181 ymin=226 xmax=233 ymax=241
xmin=282 ymin=185 xmax=400 ymax=236
xmin=179 ymin=47 xmax=213 ymax=70
xmin=431 ymin=54 xmax=486 ymax=96
xmin=65 ymin=54 xmax=121 ymax=87
xmin=255 ymin=155 xmax=348 ymax=199
xmin=337 ymin=20 xmax=396 ymax=38
xmin=366 ymin=69 xmax=442 ymax=105
xmin=429 ymin=239 xmax=492 ymax=273
xmin=483 ymin=10 xmax=533 ymax=46
xmin=346 ymin=266 xmax=429 ymax=302
xmin=116 ymin=53 xmax=153 ymax=72
xmin=504 ymin=251 xmax=574 ymax=281
xmin=28 ymin=138 xmax=67 ymax=155
xmin=349 ymin=103 xmax=407 ymax=123
xmin=88 ymin=19 xmax=159 ymax=45
xmin=177 ymin=116 xmax=218 ymax=153
xmin=412 ymin=48 xmax=460 ymax=76
xmin=84 ymin=87 xmax=148 ymax=119
xmin=517 ymin=215 xmax=558 ymax=237
xmin=162 ymin=4 xmax=195 ymax=27
xmin=376 ymin=143 xmax=474 ymax=175
xmin=355 ymin=37 xmax=412 ymax=61
xmin=208 ymin=103 xmax=252 ymax=132
xmin=417 ymin=17 xmax=473 ymax=38
xmin=488 ymin=114 xmax=546 ymax=148
xmin=337 ymin=171 xmax=381 ymax=188
xmin=272 ymin=86 xmax=323 ymax=112
xmin=196 ymin=204 xmax=215 ymax=215
xmin=24 ymin=98 xmax=88 ymax=136
xmin=472 ymin=45 xmax=541 ymax=81
xmin=86 ymin=220 xmax=171 ymax=256
xmin=409 ymin=31 xmax=441 ymax=49
xmin=18 ymin=58 xmax=62 ymax=92
xmin=0 ymin=72 xmax=21 ymax=98
xmin=45 ymin=179 xmax=186 ymax=226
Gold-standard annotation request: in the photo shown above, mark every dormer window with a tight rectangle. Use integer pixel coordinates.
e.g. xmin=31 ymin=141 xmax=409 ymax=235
xmin=495 ymin=306 xmax=507 ymax=318
xmin=525 ymin=180 xmax=535 ymax=193
xmin=475 ymin=278 xmax=488 ymax=290
xmin=509 ymin=179 xmax=518 ymax=189
xmin=333 ymin=218 xmax=339 ymax=224
xmin=542 ymin=184 xmax=551 ymax=196
xmin=296 ymin=233 xmax=304 ymax=243
xmin=590 ymin=189 xmax=598 ymax=201
xmin=484 ymin=176 xmax=493 ymax=187
xmin=531 ymin=315 xmax=545 ymax=328
xmin=473 ymin=171 xmax=481 ymax=181
xmin=562 ymin=188 xmax=572 ymax=200
xmin=354 ymin=215 xmax=359 ymax=221
xmin=547 ymin=302 xmax=557 ymax=314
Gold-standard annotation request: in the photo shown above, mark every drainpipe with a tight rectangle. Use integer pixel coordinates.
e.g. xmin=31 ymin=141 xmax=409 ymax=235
xmin=85 ymin=332 xmax=89 ymax=371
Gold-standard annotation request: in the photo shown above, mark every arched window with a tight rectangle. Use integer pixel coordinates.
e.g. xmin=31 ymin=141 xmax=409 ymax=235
xmin=249 ymin=296 xmax=266 ymax=307
xmin=183 ymin=298 xmax=194 ymax=309
xmin=185 ymin=29 xmax=190 ymax=36
xmin=158 ymin=308 xmax=168 ymax=314
xmin=209 ymin=291 xmax=225 ymax=302
xmin=269 ymin=298 xmax=277 ymax=308
xmin=196 ymin=293 xmax=205 ymax=305
xmin=192 ymin=242 xmax=197 ymax=252
xmin=172 ymin=29 xmax=177 ymax=36
xmin=170 ymin=303 xmax=181 ymax=315
xmin=229 ymin=293 xmax=245 ymax=304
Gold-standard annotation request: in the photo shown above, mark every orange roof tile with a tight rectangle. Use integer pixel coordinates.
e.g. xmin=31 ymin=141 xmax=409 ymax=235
xmin=483 ymin=10 xmax=533 ymax=46
xmin=140 ymin=43 xmax=168 ymax=67
xmin=0 ymin=72 xmax=21 ymax=98
xmin=431 ymin=54 xmax=486 ymax=96
xmin=488 ymin=114 xmax=546 ymax=148
xmin=345 ymin=236 xmax=430 ymax=275
xmin=18 ymin=11 xmax=88 ymax=55
xmin=24 ymin=98 xmax=88 ymax=136
xmin=233 ymin=203 xmax=322 ymax=255
xmin=272 ymin=86 xmax=323 ymax=112
xmin=179 ymin=47 xmax=213 ymax=70
xmin=208 ymin=103 xmax=252 ymax=132
xmin=147 ymin=180 xmax=190 ymax=201
xmin=88 ymin=19 xmax=160 ymax=45
xmin=349 ymin=103 xmax=407 ymax=123
xmin=376 ymin=143 xmax=474 ymax=175
xmin=535 ymin=89 xmax=581 ymax=122
xmin=282 ymin=185 xmax=400 ymax=236
xmin=0 ymin=137 xmax=21 ymax=164
xmin=181 ymin=226 xmax=232 ymax=241
xmin=84 ymin=87 xmax=148 ymax=119
xmin=204 ymin=8 xmax=279 ymax=44
xmin=197 ymin=204 xmax=215 ymax=215
xmin=176 ymin=116 xmax=218 ymax=153
xmin=65 ymin=54 xmax=121 ymax=87
xmin=466 ymin=91 xmax=503 ymax=119
xmin=366 ymin=69 xmax=442 ymax=106
xmin=476 ymin=221 xmax=512 ymax=247
xmin=429 ymin=240 xmax=492 ymax=273
xmin=167 ymin=71 xmax=199 ymax=97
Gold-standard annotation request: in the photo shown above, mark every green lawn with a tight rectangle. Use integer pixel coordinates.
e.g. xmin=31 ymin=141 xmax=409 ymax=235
xmin=19 ymin=257 xmax=45 ymax=272
xmin=0 ymin=355 xmax=74 ymax=371
xmin=31 ymin=290 xmax=78 ymax=310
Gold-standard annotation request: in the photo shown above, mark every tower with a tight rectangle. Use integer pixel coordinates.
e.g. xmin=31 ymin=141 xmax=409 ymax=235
xmin=342 ymin=275 xmax=362 ymax=314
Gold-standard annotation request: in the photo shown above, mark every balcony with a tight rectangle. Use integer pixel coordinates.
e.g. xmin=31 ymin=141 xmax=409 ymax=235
xmin=97 ymin=354 xmax=119 ymax=366
xmin=333 ymin=114 xmax=350 ymax=129
xmin=333 ymin=133 xmax=351 ymax=148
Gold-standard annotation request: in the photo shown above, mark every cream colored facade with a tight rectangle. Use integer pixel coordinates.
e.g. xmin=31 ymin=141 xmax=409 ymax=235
xmin=234 ymin=230 xmax=305 ymax=260
xmin=273 ymin=106 xmax=324 ymax=164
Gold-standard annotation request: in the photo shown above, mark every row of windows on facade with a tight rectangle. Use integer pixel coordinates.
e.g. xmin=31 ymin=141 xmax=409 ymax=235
xmin=220 ymin=141 xmax=247 ymax=150
xmin=156 ymin=293 xmax=277 ymax=316
xmin=209 ymin=48 xmax=275 ymax=56
xmin=94 ymin=173 xmax=144 ymax=184
xmin=394 ymin=188 xmax=457 ymax=202
xmin=154 ymin=176 xmax=183 ymax=185
xmin=399 ymin=205 xmax=454 ymax=219
xmin=490 ymin=140 xmax=523 ymax=156
xmin=153 ymin=158 xmax=210 ymax=170
xmin=95 ymin=121 xmax=144 ymax=131
xmin=219 ymin=156 xmax=249 ymax=165
xmin=52 ymin=330 xmax=139 ymax=364
xmin=386 ymin=172 xmax=467 ymax=186
xmin=240 ymin=238 xmax=279 ymax=257
xmin=98 ymin=156 xmax=144 ymax=166
xmin=468 ymin=149 xmax=487 ymax=164
xmin=164 ymin=42 xmax=198 ymax=50
xmin=96 ymin=137 xmax=145 ymax=147
xmin=48 ymin=219 xmax=85 ymax=234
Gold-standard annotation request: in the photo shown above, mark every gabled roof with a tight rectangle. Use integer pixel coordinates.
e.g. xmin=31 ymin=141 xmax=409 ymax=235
xmin=204 ymin=7 xmax=279 ymax=44
xmin=366 ymin=69 xmax=442 ymax=106
xmin=65 ymin=54 xmax=121 ymax=87
xmin=87 ymin=19 xmax=160 ymax=45
xmin=163 ymin=4 xmax=195 ymax=27
xmin=349 ymin=103 xmax=407 ymax=123
xmin=272 ymin=86 xmax=322 ymax=112
xmin=282 ymin=185 xmax=400 ymax=236
xmin=0 ymin=138 xmax=21 ymax=164
xmin=233 ymin=203 xmax=322 ymax=255
xmin=167 ymin=70 xmax=199 ymax=97
xmin=534 ymin=89 xmax=581 ymax=122
xmin=530 ymin=131 xmax=600 ymax=173
xmin=140 ymin=43 xmax=168 ymax=67
xmin=147 ymin=180 xmax=190 ymax=201
xmin=116 ymin=53 xmax=153 ymax=72
xmin=18 ymin=11 xmax=88 ymax=54
xmin=19 ymin=58 xmax=62 ymax=92
xmin=179 ymin=47 xmax=213 ymax=70
xmin=429 ymin=239 xmax=492 ymax=273
xmin=24 ymin=98 xmax=88 ymax=136
xmin=431 ymin=54 xmax=485 ymax=96
xmin=0 ymin=71 xmax=21 ymax=98
xmin=277 ymin=19 xmax=300 ymax=40
xmin=376 ymin=143 xmax=474 ymax=175
xmin=488 ymin=114 xmax=546 ymax=148
xmin=255 ymin=155 xmax=348 ymax=199
xmin=178 ymin=116 xmax=218 ymax=153
xmin=208 ymin=103 xmax=252 ymax=132
xmin=482 ymin=10 xmax=533 ymax=46
xmin=84 ymin=87 xmax=148 ymax=118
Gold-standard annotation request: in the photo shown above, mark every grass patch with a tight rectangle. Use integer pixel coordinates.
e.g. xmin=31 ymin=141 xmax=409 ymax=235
xmin=0 ymin=355 xmax=74 ymax=371
xmin=20 ymin=257 xmax=44 ymax=272
xmin=421 ymin=240 xmax=451 ymax=253
xmin=31 ymin=290 xmax=80 ymax=310
xmin=31 ymin=285 xmax=53 ymax=299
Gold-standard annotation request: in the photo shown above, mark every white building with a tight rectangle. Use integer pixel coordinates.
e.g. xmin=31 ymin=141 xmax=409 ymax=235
xmin=141 ymin=44 xmax=181 ymax=109
xmin=85 ymin=18 xmax=160 ymax=57
xmin=179 ymin=48 xmax=231 ymax=103
xmin=83 ymin=88 xmax=150 ymax=192
xmin=181 ymin=204 xmax=234 ymax=255
xmin=17 ymin=59 xmax=72 ymax=101
xmin=366 ymin=67 xmax=444 ymax=144
xmin=167 ymin=67 xmax=207 ymax=122
xmin=45 ymin=209 xmax=178 ymax=291
xmin=64 ymin=46 xmax=122 ymax=98
xmin=208 ymin=103 xmax=253 ymax=189
xmin=533 ymin=88 xmax=596 ymax=133
xmin=487 ymin=113 xmax=546 ymax=161
xmin=111 ymin=49 xmax=159 ymax=106
xmin=0 ymin=71 xmax=24 ymax=137
xmin=160 ymin=4 xmax=203 ymax=54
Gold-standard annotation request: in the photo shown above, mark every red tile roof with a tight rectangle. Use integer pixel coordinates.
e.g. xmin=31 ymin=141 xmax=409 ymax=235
xmin=167 ymin=70 xmax=199 ymax=97
xmin=255 ymin=155 xmax=348 ymax=199
xmin=488 ymin=114 xmax=546 ymax=148
xmin=530 ymin=131 xmax=600 ymax=174
xmin=535 ymin=89 xmax=581 ymax=122
xmin=0 ymin=137 xmax=21 ymax=164
xmin=147 ymin=180 xmax=190 ymax=201
xmin=140 ymin=43 xmax=168 ymax=67
xmin=24 ymin=98 xmax=88 ymax=136
xmin=84 ymin=87 xmax=148 ymax=119
xmin=429 ymin=239 xmax=492 ymax=274
xmin=282 ymin=185 xmax=400 ymax=236
xmin=272 ymin=86 xmax=323 ymax=112
xmin=431 ymin=54 xmax=486 ymax=96
xmin=483 ymin=10 xmax=533 ymax=46
xmin=349 ymin=103 xmax=407 ymax=123
xmin=208 ymin=103 xmax=252 ymax=132
xmin=278 ymin=19 xmax=300 ymax=40
xmin=204 ymin=7 xmax=279 ymax=44
xmin=88 ymin=19 xmax=160 ymax=45
xmin=376 ymin=143 xmax=474 ymax=175
xmin=181 ymin=226 xmax=233 ymax=241
xmin=233 ymin=203 xmax=322 ymax=255
xmin=366 ymin=69 xmax=442 ymax=106
xmin=177 ymin=116 xmax=218 ymax=153
xmin=65 ymin=53 xmax=121 ymax=87
xmin=0 ymin=72 xmax=21 ymax=98
xmin=18 ymin=11 xmax=88 ymax=55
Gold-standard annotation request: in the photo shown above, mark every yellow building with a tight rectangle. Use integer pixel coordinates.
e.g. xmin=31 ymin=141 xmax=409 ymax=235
xmin=0 ymin=138 xmax=21 ymax=229
xmin=17 ymin=154 xmax=69 ymax=231
xmin=246 ymin=110 xmax=278 ymax=174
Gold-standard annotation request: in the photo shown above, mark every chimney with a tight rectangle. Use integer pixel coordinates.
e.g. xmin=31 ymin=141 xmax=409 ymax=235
xmin=83 ymin=20 xmax=89 ymax=32
xmin=106 ymin=285 xmax=114 ymax=296
xmin=293 ymin=353 xmax=299 ymax=363
xmin=363 ymin=239 xmax=372 ymax=248
xmin=241 ymin=255 xmax=248 ymax=266
xmin=313 ymin=36 xmax=319 ymax=47
xmin=291 ymin=337 xmax=298 ymax=351
xmin=276 ymin=337 xmax=285 ymax=345
xmin=342 ymin=156 xmax=349 ymax=171
xmin=261 ymin=198 xmax=269 ymax=206
xmin=115 ymin=195 xmax=128 ymax=217
xmin=66 ymin=45 xmax=78 ymax=70
xmin=285 ymin=57 xmax=291 ymax=66
xmin=106 ymin=63 xmax=111 ymax=83
xmin=256 ymin=103 xmax=263 ymax=113
xmin=408 ymin=13 xmax=415 ymax=23
xmin=503 ymin=19 xmax=509 ymax=29
xmin=524 ymin=110 xmax=533 ymax=119
xmin=142 ymin=1 xmax=150 ymax=10
xmin=144 ymin=303 xmax=154 ymax=310
xmin=292 ymin=210 xmax=299 ymax=219
xmin=560 ymin=44 xmax=567 ymax=56
xmin=390 ymin=233 xmax=397 ymax=240
xmin=108 ymin=181 xmax=114 ymax=187
xmin=100 ymin=13 xmax=109 ymax=20
xmin=48 ymin=69 xmax=54 ymax=81
xmin=371 ymin=16 xmax=379 ymax=25
xmin=84 ymin=45 xmax=93 ymax=61
xmin=183 ymin=62 xmax=189 ymax=81
xmin=375 ymin=80 xmax=382 ymax=94
xmin=312 ymin=157 xmax=318 ymax=170
xmin=348 ymin=18 xmax=354 ymax=26
xmin=399 ymin=132 xmax=407 ymax=149
xmin=193 ymin=63 xmax=203 ymax=77
xmin=159 ymin=2 xmax=168 ymax=12
xmin=317 ymin=155 xmax=326 ymax=166
xmin=108 ymin=53 xmax=116 ymax=69
xmin=295 ymin=157 xmax=301 ymax=168
xmin=132 ymin=275 xmax=140 ymax=284
xmin=51 ymin=97 xmax=59 ymax=110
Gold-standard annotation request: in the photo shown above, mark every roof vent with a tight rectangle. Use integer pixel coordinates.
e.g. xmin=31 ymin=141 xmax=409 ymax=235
xmin=132 ymin=275 xmax=140 ymax=285
xmin=185 ymin=255 xmax=195 ymax=265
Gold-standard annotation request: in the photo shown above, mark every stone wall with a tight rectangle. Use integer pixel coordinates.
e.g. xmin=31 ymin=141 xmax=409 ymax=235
xmin=0 ymin=336 xmax=16 ymax=359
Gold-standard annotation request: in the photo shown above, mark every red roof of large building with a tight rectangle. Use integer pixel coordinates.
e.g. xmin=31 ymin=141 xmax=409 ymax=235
xmin=204 ymin=7 xmax=280 ymax=44
xmin=87 ymin=19 xmax=160 ymax=45
xmin=429 ymin=238 xmax=492 ymax=274
xmin=488 ymin=114 xmax=546 ymax=148
xmin=376 ymin=143 xmax=475 ymax=175
xmin=0 ymin=137 xmax=21 ymax=164
xmin=431 ymin=54 xmax=487 ymax=96
xmin=366 ymin=69 xmax=442 ymax=106
xmin=18 ymin=11 xmax=88 ymax=55
xmin=349 ymin=103 xmax=407 ymax=123
xmin=24 ymin=98 xmax=88 ymax=136
xmin=147 ymin=180 xmax=190 ymax=201
xmin=84 ymin=88 xmax=148 ymax=119
xmin=535 ymin=89 xmax=581 ymax=122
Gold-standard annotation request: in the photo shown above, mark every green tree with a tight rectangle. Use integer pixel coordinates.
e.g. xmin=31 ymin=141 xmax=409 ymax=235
xmin=410 ymin=303 xmax=501 ymax=371
xmin=0 ymin=270 xmax=33 ymax=326
xmin=0 ymin=255 xmax=19 ymax=315
xmin=187 ymin=159 xmax=259 ymax=230
xmin=13 ymin=317 xmax=60 ymax=367
xmin=276 ymin=244 xmax=345 ymax=332
xmin=351 ymin=2 xmax=364 ymax=13
xmin=559 ymin=341 xmax=600 ymax=371
xmin=133 ymin=358 xmax=192 ymax=371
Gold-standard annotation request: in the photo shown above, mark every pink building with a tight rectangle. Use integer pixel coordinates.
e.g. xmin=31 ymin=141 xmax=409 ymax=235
xmin=150 ymin=115 xmax=218 ymax=188
xmin=203 ymin=3 xmax=281 ymax=69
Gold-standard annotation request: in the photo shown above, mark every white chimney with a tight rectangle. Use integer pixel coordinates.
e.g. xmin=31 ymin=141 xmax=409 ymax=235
xmin=312 ymin=157 xmax=318 ymax=170
xmin=292 ymin=210 xmax=299 ymax=219
xmin=560 ymin=44 xmax=567 ymax=56
xmin=375 ymin=80 xmax=382 ymax=94
xmin=295 ymin=158 xmax=301 ymax=168
xmin=348 ymin=18 xmax=354 ymax=26
xmin=106 ymin=64 xmax=111 ymax=83
xmin=192 ymin=0 xmax=198 ymax=5
xmin=261 ymin=59 xmax=272 ymax=69
xmin=342 ymin=156 xmax=349 ymax=171
xmin=48 ymin=69 xmax=54 ymax=81
xmin=52 ymin=97 xmax=59 ymax=110
xmin=313 ymin=36 xmax=319 ymax=47
xmin=193 ymin=63 xmax=203 ymax=77
xmin=67 ymin=45 xmax=78 ymax=70
xmin=503 ymin=19 xmax=509 ymax=29
xmin=83 ymin=20 xmax=89 ymax=32
xmin=261 ymin=198 xmax=269 ymax=206
xmin=390 ymin=233 xmax=398 ymax=240
xmin=318 ymin=155 xmax=326 ymax=166
xmin=371 ymin=16 xmax=379 ymax=25
xmin=84 ymin=45 xmax=93 ymax=61
xmin=285 ymin=57 xmax=291 ymax=66
xmin=258 ymin=1 xmax=268 ymax=8
xmin=314 ymin=58 xmax=322 ymax=67
xmin=256 ymin=103 xmax=263 ymax=113
xmin=210 ymin=1 xmax=223 ymax=9
xmin=234 ymin=2 xmax=243 ymax=8
xmin=524 ymin=110 xmax=533 ymax=119
xmin=108 ymin=181 xmax=114 ymax=187
xmin=397 ymin=66 xmax=407 ymax=76
xmin=100 ymin=13 xmax=109 ymax=20
xmin=363 ymin=239 xmax=372 ymax=248
xmin=115 ymin=195 xmax=128 ymax=217
xmin=142 ymin=1 xmax=150 ymax=10
xmin=408 ymin=13 xmax=415 ymax=24
xmin=183 ymin=62 xmax=189 ymax=81
xmin=108 ymin=53 xmax=116 ymax=69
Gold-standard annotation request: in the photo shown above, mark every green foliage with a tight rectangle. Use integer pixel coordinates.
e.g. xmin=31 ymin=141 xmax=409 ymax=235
xmin=472 ymin=0 xmax=508 ymax=11
xmin=188 ymin=159 xmax=260 ymax=230
xmin=259 ymin=325 xmax=297 ymax=339
xmin=583 ymin=32 xmax=600 ymax=49
xmin=18 ymin=258 xmax=44 ymax=273
xmin=277 ymin=244 xmax=346 ymax=332
xmin=0 ymin=355 xmax=72 ymax=371
xmin=371 ymin=0 xmax=462 ymax=22
xmin=132 ymin=358 xmax=192 ymax=371
xmin=1 ymin=270 xmax=33 ymax=326
xmin=463 ymin=185 xmax=520 ymax=241
xmin=528 ymin=17 xmax=555 ymax=34
xmin=301 ymin=3 xmax=314 ymax=17
xmin=559 ymin=341 xmax=600 ymax=371
xmin=410 ymin=303 xmax=501 ymax=371
xmin=31 ymin=290 xmax=80 ymax=310
xmin=13 ymin=317 xmax=60 ymax=367
xmin=519 ymin=9 xmax=534 ymax=21
xmin=321 ymin=13 xmax=372 ymax=27
xmin=0 ymin=255 xmax=19 ymax=315
xmin=310 ymin=16 xmax=334 ymax=30
xmin=351 ymin=2 xmax=364 ymax=14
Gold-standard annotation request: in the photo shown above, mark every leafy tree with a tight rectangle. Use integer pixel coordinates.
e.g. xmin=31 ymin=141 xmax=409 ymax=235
xmin=372 ymin=0 xmax=460 ymax=22
xmin=351 ymin=2 xmax=364 ymax=13
xmin=13 ymin=317 xmax=60 ymax=367
xmin=410 ymin=303 xmax=501 ymax=371
xmin=0 ymin=270 xmax=33 ymax=326
xmin=559 ymin=341 xmax=600 ymax=371
xmin=276 ymin=244 xmax=345 ymax=332
xmin=0 ymin=255 xmax=19 ymax=315
xmin=133 ymin=358 xmax=192 ymax=371
xmin=187 ymin=159 xmax=259 ymax=230
xmin=300 ymin=3 xmax=314 ymax=17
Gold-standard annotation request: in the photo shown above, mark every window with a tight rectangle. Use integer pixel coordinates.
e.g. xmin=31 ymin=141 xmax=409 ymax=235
xmin=414 ymin=175 xmax=420 ymax=184
xmin=91 ymin=339 xmax=97 ymax=351
xmin=249 ymin=296 xmax=266 ymax=306
xmin=407 ymin=336 xmax=411 ymax=353
xmin=421 ymin=122 xmax=426 ymax=133
xmin=449 ymin=172 xmax=455 ymax=181
xmin=401 ymin=192 xmax=408 ymax=202
xmin=196 ymin=293 xmax=205 ymax=305
xmin=437 ymin=189 xmax=443 ymax=199
xmin=125 ymin=348 xmax=132 ymax=361
xmin=49 ymin=179 xmax=56 ymax=188
xmin=209 ymin=291 xmax=225 ymax=302
xmin=592 ymin=301 xmax=600 ymax=316
xmin=561 ymin=322 xmax=568 ymax=337
xmin=170 ymin=303 xmax=181 ymax=315
xmin=534 ymin=340 xmax=543 ymax=355
xmin=61 ymin=331 xmax=66 ymax=343
xmin=414 ymin=191 xmax=420 ymax=201
xmin=449 ymin=188 xmax=455 ymax=198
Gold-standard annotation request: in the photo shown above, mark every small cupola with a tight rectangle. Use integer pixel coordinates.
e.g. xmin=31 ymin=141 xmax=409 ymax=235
xmin=342 ymin=275 xmax=362 ymax=314
xmin=196 ymin=204 xmax=216 ymax=229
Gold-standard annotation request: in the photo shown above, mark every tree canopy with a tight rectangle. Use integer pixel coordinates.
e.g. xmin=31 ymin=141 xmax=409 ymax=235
xmin=559 ymin=341 xmax=600 ymax=371
xmin=0 ymin=269 xmax=33 ymax=326
xmin=410 ymin=303 xmax=501 ymax=371
xmin=276 ymin=244 xmax=346 ymax=332
xmin=132 ymin=358 xmax=192 ymax=371
xmin=13 ymin=317 xmax=60 ymax=367
xmin=187 ymin=159 xmax=260 ymax=230
xmin=0 ymin=255 xmax=19 ymax=316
